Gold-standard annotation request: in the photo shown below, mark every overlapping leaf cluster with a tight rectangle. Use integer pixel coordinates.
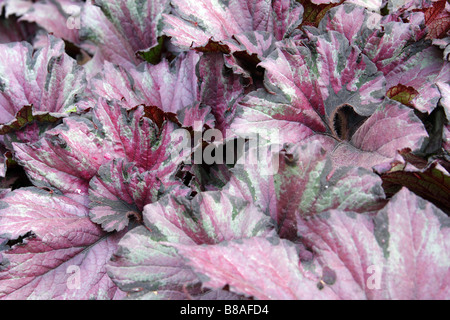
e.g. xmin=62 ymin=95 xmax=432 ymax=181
xmin=0 ymin=0 xmax=449 ymax=300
